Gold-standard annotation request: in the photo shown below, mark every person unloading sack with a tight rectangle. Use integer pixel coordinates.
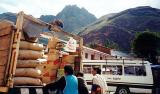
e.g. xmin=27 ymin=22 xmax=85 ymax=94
xmin=43 ymin=65 xmax=78 ymax=94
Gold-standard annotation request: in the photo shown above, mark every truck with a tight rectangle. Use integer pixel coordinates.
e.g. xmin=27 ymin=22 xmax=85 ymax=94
xmin=0 ymin=11 xmax=83 ymax=94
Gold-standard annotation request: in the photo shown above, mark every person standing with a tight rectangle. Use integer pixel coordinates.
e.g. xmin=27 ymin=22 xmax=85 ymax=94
xmin=91 ymin=67 xmax=108 ymax=94
xmin=76 ymin=72 xmax=89 ymax=94
xmin=43 ymin=65 xmax=78 ymax=94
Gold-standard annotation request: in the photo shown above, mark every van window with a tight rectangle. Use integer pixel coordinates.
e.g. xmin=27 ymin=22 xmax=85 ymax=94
xmin=102 ymin=65 xmax=122 ymax=75
xmin=124 ymin=66 xmax=146 ymax=76
xmin=83 ymin=65 xmax=100 ymax=74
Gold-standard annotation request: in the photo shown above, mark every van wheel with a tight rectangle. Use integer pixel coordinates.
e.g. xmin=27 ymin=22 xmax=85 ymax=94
xmin=115 ymin=87 xmax=130 ymax=94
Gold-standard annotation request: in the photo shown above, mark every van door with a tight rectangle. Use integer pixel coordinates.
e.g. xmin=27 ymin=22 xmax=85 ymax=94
xmin=152 ymin=65 xmax=160 ymax=94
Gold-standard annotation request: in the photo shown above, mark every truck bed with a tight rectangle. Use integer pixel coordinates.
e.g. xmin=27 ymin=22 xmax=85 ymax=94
xmin=8 ymin=86 xmax=55 ymax=94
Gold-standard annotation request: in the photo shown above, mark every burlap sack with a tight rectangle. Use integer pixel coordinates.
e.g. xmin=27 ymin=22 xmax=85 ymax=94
xmin=14 ymin=77 xmax=42 ymax=86
xmin=44 ymin=60 xmax=60 ymax=70
xmin=17 ymin=60 xmax=44 ymax=68
xmin=48 ymin=49 xmax=59 ymax=54
xmin=47 ymin=53 xmax=59 ymax=61
xmin=18 ymin=50 xmax=44 ymax=60
xmin=19 ymin=41 xmax=44 ymax=51
xmin=42 ymin=69 xmax=57 ymax=83
xmin=62 ymin=55 xmax=75 ymax=64
xmin=15 ymin=68 xmax=42 ymax=78
xmin=42 ymin=77 xmax=56 ymax=84
xmin=48 ymin=37 xmax=59 ymax=49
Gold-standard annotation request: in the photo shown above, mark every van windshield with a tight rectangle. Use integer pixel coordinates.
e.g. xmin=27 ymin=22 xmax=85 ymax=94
xmin=152 ymin=65 xmax=160 ymax=87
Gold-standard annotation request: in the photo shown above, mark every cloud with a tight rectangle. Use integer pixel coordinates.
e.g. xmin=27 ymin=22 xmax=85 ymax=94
xmin=0 ymin=6 xmax=8 ymax=14
xmin=0 ymin=0 xmax=160 ymax=18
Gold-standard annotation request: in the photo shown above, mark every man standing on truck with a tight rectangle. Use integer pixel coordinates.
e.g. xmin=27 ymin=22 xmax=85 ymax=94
xmin=91 ymin=67 xmax=108 ymax=94
xmin=43 ymin=65 xmax=78 ymax=94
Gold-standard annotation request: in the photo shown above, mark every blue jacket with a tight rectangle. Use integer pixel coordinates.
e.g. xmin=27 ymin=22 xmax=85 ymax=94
xmin=64 ymin=75 xmax=78 ymax=94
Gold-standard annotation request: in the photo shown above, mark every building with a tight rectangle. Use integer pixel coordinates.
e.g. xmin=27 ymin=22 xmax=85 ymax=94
xmin=94 ymin=45 xmax=111 ymax=54
xmin=82 ymin=46 xmax=111 ymax=60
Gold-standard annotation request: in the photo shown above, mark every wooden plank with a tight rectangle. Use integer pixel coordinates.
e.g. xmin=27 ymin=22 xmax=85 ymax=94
xmin=0 ymin=35 xmax=12 ymax=50
xmin=0 ymin=72 xmax=5 ymax=80
xmin=0 ymin=27 xmax=12 ymax=37
xmin=0 ymin=66 xmax=5 ymax=73
xmin=0 ymin=57 xmax=8 ymax=66
xmin=4 ymin=29 xmax=15 ymax=85
xmin=0 ymin=50 xmax=8 ymax=58
xmin=0 ymin=20 xmax=13 ymax=36
xmin=0 ymin=66 xmax=5 ymax=83
xmin=0 ymin=66 xmax=5 ymax=86
xmin=14 ymin=31 xmax=22 ymax=43
xmin=0 ymin=24 xmax=14 ymax=86
xmin=0 ymin=80 xmax=3 ymax=86
xmin=7 ymin=12 xmax=23 ymax=87
xmin=23 ymin=14 xmax=48 ymax=26
xmin=0 ymin=50 xmax=8 ymax=66
xmin=50 ymin=27 xmax=81 ymax=41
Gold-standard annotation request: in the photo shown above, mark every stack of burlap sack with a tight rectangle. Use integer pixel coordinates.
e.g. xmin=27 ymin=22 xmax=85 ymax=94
xmin=45 ymin=37 xmax=76 ymax=82
xmin=14 ymin=41 xmax=45 ymax=86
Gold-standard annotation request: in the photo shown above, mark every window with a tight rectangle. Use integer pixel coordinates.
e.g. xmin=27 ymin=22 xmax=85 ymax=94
xmin=85 ymin=53 xmax=88 ymax=59
xmin=83 ymin=65 xmax=101 ymax=74
xmin=100 ymin=56 xmax=102 ymax=60
xmin=124 ymin=66 xmax=146 ymax=76
xmin=91 ymin=54 xmax=95 ymax=60
xmin=102 ymin=65 xmax=122 ymax=75
xmin=83 ymin=65 xmax=91 ymax=73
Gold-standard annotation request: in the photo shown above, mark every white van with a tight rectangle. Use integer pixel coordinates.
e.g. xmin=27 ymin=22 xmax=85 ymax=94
xmin=82 ymin=59 xmax=160 ymax=94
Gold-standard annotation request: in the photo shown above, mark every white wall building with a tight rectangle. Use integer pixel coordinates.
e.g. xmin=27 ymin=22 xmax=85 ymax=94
xmin=82 ymin=46 xmax=110 ymax=60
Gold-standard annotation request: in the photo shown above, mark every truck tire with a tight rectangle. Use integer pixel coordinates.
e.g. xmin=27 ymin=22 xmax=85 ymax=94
xmin=115 ymin=87 xmax=130 ymax=94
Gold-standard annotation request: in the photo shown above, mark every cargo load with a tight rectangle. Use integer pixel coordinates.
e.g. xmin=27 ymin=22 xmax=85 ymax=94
xmin=0 ymin=11 xmax=82 ymax=93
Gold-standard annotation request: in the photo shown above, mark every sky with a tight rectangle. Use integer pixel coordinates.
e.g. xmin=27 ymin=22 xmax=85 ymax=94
xmin=0 ymin=0 xmax=160 ymax=18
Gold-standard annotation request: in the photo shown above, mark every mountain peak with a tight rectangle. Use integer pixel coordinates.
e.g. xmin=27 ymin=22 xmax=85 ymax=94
xmin=56 ymin=5 xmax=97 ymax=32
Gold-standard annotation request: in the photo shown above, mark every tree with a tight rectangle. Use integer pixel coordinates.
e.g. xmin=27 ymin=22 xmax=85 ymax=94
xmin=133 ymin=31 xmax=160 ymax=64
xmin=104 ymin=39 xmax=119 ymax=50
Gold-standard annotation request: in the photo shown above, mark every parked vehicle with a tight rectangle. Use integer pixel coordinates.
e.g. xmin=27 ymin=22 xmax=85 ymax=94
xmin=82 ymin=59 xmax=160 ymax=94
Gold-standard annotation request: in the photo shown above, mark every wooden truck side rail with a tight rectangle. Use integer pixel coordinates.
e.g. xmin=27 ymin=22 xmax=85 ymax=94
xmin=0 ymin=12 xmax=23 ymax=93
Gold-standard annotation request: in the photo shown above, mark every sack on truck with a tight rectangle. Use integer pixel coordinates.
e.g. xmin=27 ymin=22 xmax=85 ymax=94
xmin=62 ymin=55 xmax=75 ymax=64
xmin=15 ymin=68 xmax=42 ymax=78
xmin=48 ymin=37 xmax=60 ymax=49
xmin=19 ymin=41 xmax=44 ymax=51
xmin=18 ymin=50 xmax=44 ymax=60
xmin=17 ymin=60 xmax=44 ymax=68
xmin=14 ymin=77 xmax=42 ymax=86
